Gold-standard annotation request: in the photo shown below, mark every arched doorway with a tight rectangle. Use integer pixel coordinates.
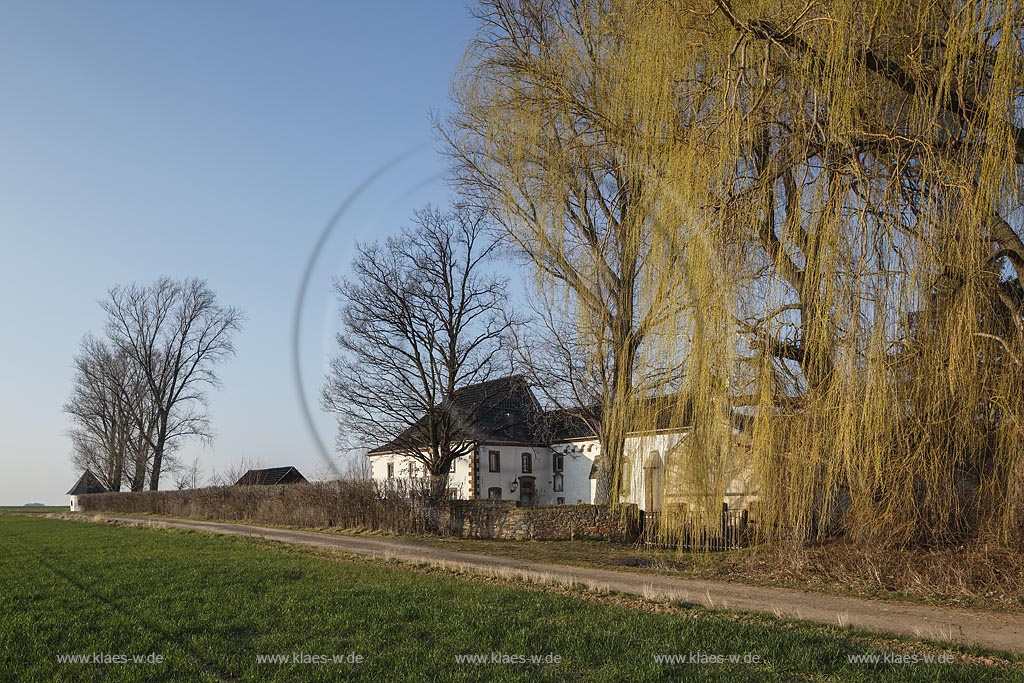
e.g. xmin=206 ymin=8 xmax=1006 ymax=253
xmin=643 ymin=451 xmax=663 ymax=513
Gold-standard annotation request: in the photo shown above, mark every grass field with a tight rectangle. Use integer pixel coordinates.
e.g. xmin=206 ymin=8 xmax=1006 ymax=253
xmin=1 ymin=516 xmax=1020 ymax=682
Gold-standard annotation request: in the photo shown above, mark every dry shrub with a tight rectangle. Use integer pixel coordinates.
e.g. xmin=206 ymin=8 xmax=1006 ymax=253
xmin=79 ymin=479 xmax=441 ymax=535
xmin=685 ymin=540 xmax=1024 ymax=609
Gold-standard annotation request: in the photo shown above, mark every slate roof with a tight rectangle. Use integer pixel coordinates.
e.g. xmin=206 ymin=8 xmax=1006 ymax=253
xmin=535 ymin=406 xmax=600 ymax=443
xmin=450 ymin=375 xmax=540 ymax=413
xmin=365 ymin=375 xmax=737 ymax=456
xmin=234 ymin=466 xmax=308 ymax=486
xmin=66 ymin=470 xmax=108 ymax=496
xmin=368 ymin=376 xmax=549 ymax=454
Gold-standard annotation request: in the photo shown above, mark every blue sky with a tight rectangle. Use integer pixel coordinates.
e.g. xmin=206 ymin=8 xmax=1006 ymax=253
xmin=0 ymin=1 xmax=478 ymax=504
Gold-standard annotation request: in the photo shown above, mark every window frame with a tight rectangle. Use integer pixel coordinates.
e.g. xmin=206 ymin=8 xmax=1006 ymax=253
xmin=521 ymin=452 xmax=532 ymax=474
xmin=488 ymin=450 xmax=501 ymax=473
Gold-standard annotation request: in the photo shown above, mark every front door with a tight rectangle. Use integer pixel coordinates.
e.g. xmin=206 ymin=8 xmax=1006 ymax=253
xmin=519 ymin=476 xmax=536 ymax=507
xmin=644 ymin=463 xmax=662 ymax=512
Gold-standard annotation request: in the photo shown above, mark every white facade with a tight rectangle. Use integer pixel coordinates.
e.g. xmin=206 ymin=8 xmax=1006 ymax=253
xmin=69 ymin=495 xmax=80 ymax=512
xmin=368 ymin=429 xmax=754 ymax=512
xmin=619 ymin=431 xmax=686 ymax=512
xmin=369 ymin=439 xmax=601 ymax=506
xmin=473 ymin=440 xmax=600 ymax=505
xmin=369 ymin=449 xmax=470 ymax=498
xmin=546 ymin=439 xmax=600 ymax=504
xmin=619 ymin=430 xmax=755 ymax=512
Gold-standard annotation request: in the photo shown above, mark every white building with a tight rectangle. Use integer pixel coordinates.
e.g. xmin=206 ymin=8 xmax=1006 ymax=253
xmin=368 ymin=377 xmax=599 ymax=505
xmin=616 ymin=428 xmax=755 ymax=514
xmin=66 ymin=469 xmax=107 ymax=511
xmin=367 ymin=376 xmax=754 ymax=512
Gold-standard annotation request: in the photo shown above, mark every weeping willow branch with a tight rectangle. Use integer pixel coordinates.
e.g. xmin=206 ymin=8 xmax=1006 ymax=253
xmin=448 ymin=0 xmax=1024 ymax=549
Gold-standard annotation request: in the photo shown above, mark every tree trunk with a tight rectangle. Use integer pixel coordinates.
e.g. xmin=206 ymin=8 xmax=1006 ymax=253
xmin=130 ymin=437 xmax=147 ymax=491
xmin=428 ymin=470 xmax=450 ymax=507
xmin=111 ymin=446 xmax=124 ymax=492
xmin=110 ymin=421 xmax=125 ymax=492
xmin=597 ymin=234 xmax=640 ymax=506
xmin=149 ymin=432 xmax=166 ymax=491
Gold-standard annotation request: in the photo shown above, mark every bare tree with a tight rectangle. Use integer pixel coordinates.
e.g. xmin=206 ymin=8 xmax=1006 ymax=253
xmin=343 ymin=453 xmax=372 ymax=481
xmin=102 ymin=277 xmax=244 ymax=490
xmin=125 ymin=395 xmax=159 ymax=492
xmin=64 ymin=335 xmax=154 ymax=491
xmin=67 ymin=433 xmax=116 ymax=490
xmin=173 ymin=456 xmax=204 ymax=490
xmin=441 ymin=0 xmax=692 ymax=503
xmin=505 ymin=287 xmax=604 ymax=431
xmin=322 ymin=206 xmax=517 ymax=503
xmin=207 ymin=456 xmax=265 ymax=487
xmin=334 ymin=451 xmax=372 ymax=481
xmin=65 ymin=336 xmax=127 ymax=490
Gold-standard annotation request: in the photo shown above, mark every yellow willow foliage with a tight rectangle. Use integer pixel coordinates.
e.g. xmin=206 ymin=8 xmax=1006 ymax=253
xmin=446 ymin=0 xmax=1024 ymax=548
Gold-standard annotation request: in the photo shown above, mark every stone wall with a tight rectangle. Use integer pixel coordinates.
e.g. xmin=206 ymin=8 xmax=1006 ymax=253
xmin=446 ymin=501 xmax=640 ymax=541
xmin=77 ymin=484 xmax=640 ymax=542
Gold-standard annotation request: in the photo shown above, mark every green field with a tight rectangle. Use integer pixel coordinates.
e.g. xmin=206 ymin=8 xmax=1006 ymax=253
xmin=0 ymin=516 xmax=1018 ymax=682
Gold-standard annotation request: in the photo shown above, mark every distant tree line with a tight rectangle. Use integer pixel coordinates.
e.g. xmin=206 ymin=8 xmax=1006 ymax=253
xmin=65 ymin=277 xmax=243 ymax=491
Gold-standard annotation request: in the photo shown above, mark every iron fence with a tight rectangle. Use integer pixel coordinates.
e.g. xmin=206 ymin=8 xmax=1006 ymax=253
xmin=641 ymin=508 xmax=752 ymax=550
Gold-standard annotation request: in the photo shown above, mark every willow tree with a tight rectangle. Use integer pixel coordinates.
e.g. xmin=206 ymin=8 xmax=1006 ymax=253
xmin=703 ymin=0 xmax=1024 ymax=546
xmin=450 ymin=0 xmax=1024 ymax=548
xmin=443 ymin=0 xmax=693 ymax=503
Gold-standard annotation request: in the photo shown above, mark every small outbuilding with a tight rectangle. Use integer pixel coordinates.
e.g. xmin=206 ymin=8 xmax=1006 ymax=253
xmin=67 ymin=470 xmax=108 ymax=511
xmin=234 ymin=466 xmax=307 ymax=486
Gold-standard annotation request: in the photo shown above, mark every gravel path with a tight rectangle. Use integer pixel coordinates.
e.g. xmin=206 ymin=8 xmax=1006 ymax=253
xmin=94 ymin=514 xmax=1024 ymax=654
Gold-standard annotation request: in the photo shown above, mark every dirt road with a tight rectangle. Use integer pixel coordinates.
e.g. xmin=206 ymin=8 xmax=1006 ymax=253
xmin=92 ymin=514 xmax=1024 ymax=654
